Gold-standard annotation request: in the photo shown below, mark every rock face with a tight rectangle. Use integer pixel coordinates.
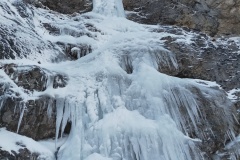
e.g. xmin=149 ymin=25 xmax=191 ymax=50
xmin=161 ymin=27 xmax=240 ymax=90
xmin=132 ymin=26 xmax=240 ymax=91
xmin=0 ymin=64 xmax=68 ymax=140
xmin=123 ymin=0 xmax=240 ymax=36
xmin=25 ymin=0 xmax=93 ymax=14
xmin=0 ymin=95 xmax=56 ymax=140
xmin=3 ymin=64 xmax=48 ymax=92
xmin=3 ymin=64 xmax=68 ymax=91
xmin=188 ymin=86 xmax=235 ymax=159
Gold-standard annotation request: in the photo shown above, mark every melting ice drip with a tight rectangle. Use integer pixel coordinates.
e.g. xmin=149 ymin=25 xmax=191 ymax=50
xmin=92 ymin=0 xmax=125 ymax=17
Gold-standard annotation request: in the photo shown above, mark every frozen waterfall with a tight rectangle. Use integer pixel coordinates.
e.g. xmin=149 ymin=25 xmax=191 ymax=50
xmin=92 ymin=0 xmax=125 ymax=17
xmin=0 ymin=0 xmax=238 ymax=160
xmin=52 ymin=1 xmax=206 ymax=159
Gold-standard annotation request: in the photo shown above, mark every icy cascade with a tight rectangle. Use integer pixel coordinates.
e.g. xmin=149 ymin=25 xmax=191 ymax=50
xmin=92 ymin=0 xmax=125 ymax=17
xmin=54 ymin=85 xmax=202 ymax=160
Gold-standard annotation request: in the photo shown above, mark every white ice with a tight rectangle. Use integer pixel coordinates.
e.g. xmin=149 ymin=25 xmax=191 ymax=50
xmin=92 ymin=0 xmax=125 ymax=17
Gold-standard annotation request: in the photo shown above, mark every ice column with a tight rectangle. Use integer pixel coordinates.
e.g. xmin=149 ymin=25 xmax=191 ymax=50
xmin=92 ymin=0 xmax=125 ymax=17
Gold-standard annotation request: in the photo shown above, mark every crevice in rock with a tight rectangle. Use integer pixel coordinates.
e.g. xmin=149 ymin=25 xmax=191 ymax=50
xmin=120 ymin=55 xmax=133 ymax=74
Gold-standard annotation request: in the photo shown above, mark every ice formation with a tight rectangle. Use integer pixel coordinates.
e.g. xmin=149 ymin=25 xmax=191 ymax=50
xmin=92 ymin=0 xmax=125 ymax=17
xmin=0 ymin=0 xmax=238 ymax=160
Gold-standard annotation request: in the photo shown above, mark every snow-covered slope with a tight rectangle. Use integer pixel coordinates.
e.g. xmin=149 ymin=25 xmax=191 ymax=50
xmin=0 ymin=128 xmax=54 ymax=159
xmin=0 ymin=0 xmax=239 ymax=160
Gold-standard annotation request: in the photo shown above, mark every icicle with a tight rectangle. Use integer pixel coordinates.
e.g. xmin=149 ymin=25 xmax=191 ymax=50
xmin=47 ymin=98 xmax=53 ymax=118
xmin=17 ymin=102 xmax=26 ymax=133
xmin=86 ymin=88 xmax=99 ymax=124
xmin=60 ymin=98 xmax=70 ymax=138
xmin=55 ymin=98 xmax=65 ymax=148
xmin=57 ymin=96 xmax=84 ymax=160
xmin=0 ymin=96 xmax=5 ymax=111
xmin=87 ymin=107 xmax=201 ymax=160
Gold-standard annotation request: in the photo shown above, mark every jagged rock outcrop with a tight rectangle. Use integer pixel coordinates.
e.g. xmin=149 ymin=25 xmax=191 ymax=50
xmin=123 ymin=0 xmax=240 ymax=36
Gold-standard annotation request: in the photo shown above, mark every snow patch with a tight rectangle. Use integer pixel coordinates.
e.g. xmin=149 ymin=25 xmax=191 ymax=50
xmin=0 ymin=128 xmax=54 ymax=159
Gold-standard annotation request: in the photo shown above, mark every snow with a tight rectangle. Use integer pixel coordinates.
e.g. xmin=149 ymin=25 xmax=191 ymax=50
xmin=85 ymin=153 xmax=112 ymax=160
xmin=227 ymin=88 xmax=240 ymax=102
xmin=187 ymin=79 xmax=222 ymax=89
xmin=39 ymin=137 xmax=68 ymax=153
xmin=0 ymin=128 xmax=54 ymax=159
xmin=0 ymin=0 xmax=238 ymax=159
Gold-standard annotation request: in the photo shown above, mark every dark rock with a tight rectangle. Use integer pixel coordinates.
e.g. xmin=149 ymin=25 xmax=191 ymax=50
xmin=28 ymin=0 xmax=93 ymax=14
xmin=0 ymin=94 xmax=56 ymax=140
xmin=188 ymin=86 xmax=236 ymax=159
xmin=172 ymin=39 xmax=240 ymax=91
xmin=3 ymin=64 xmax=68 ymax=91
xmin=0 ymin=86 xmax=68 ymax=141
xmin=53 ymin=74 xmax=68 ymax=89
xmin=150 ymin=27 xmax=240 ymax=91
xmin=0 ymin=64 xmax=68 ymax=140
xmin=0 ymin=148 xmax=40 ymax=160
xmin=3 ymin=64 xmax=48 ymax=92
xmin=123 ymin=0 xmax=240 ymax=36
